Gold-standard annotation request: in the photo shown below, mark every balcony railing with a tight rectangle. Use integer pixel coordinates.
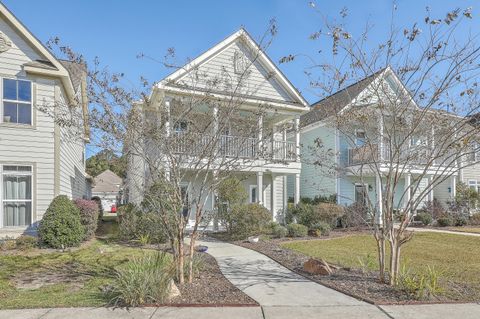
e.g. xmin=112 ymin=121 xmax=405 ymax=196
xmin=172 ymin=132 xmax=297 ymax=161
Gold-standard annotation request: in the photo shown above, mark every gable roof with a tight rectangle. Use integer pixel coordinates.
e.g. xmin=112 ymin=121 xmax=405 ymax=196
xmin=92 ymin=170 xmax=123 ymax=194
xmin=301 ymin=68 xmax=386 ymax=128
xmin=157 ymin=28 xmax=309 ymax=109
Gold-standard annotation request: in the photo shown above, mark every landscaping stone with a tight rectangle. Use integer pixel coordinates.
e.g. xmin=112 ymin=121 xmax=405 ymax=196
xmin=303 ymin=258 xmax=334 ymax=275
xmin=167 ymin=279 xmax=181 ymax=300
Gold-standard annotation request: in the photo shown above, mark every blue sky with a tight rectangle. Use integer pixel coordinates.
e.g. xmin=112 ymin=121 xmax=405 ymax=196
xmin=3 ymin=0 xmax=479 ymax=155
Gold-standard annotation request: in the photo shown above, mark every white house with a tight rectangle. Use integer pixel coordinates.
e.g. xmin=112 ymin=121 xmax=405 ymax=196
xmin=126 ymin=29 xmax=309 ymax=223
xmin=0 ymin=3 xmax=90 ymax=237
xmin=292 ymin=67 xmax=467 ymax=214
xmin=91 ymin=169 xmax=123 ymax=212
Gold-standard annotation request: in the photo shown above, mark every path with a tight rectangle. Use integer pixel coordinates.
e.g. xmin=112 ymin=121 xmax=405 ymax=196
xmin=405 ymin=226 xmax=480 ymax=237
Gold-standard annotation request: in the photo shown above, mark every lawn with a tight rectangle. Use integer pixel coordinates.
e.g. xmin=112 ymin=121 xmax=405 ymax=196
xmin=281 ymin=232 xmax=480 ymax=299
xmin=445 ymin=226 xmax=480 ymax=234
xmin=0 ymin=239 xmax=150 ymax=309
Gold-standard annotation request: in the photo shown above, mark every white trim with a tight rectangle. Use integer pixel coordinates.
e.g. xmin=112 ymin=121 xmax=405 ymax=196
xmin=1 ymin=78 xmax=33 ymax=126
xmin=1 ymin=164 xmax=33 ymax=228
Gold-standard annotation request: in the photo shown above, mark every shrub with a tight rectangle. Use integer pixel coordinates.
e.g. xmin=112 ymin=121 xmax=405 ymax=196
xmin=423 ymin=199 xmax=447 ymax=220
xmin=74 ymin=199 xmax=99 ymax=240
xmin=216 ymin=177 xmax=248 ymax=233
xmin=271 ymin=224 xmax=288 ymax=238
xmin=109 ymin=252 xmax=174 ymax=306
xmin=399 ymin=265 xmax=444 ymax=300
xmin=15 ymin=235 xmax=38 ymax=250
xmin=287 ymin=223 xmax=308 ymax=237
xmin=229 ymin=203 xmax=271 ymax=239
xmin=119 ymin=205 xmax=167 ymax=244
xmin=415 ymin=212 xmax=433 ymax=226
xmin=340 ymin=203 xmax=369 ymax=228
xmin=455 ymin=216 xmax=469 ymax=226
xmin=309 ymin=222 xmax=331 ymax=236
xmin=470 ymin=213 xmax=480 ymax=225
xmin=0 ymin=237 xmax=16 ymax=251
xmin=436 ymin=216 xmax=453 ymax=227
xmin=38 ymin=195 xmax=84 ymax=248
xmin=287 ymin=202 xmax=343 ymax=228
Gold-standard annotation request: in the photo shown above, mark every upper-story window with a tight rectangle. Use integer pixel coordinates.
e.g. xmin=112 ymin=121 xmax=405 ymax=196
xmin=2 ymin=79 xmax=32 ymax=125
xmin=355 ymin=130 xmax=366 ymax=146
xmin=173 ymin=121 xmax=188 ymax=133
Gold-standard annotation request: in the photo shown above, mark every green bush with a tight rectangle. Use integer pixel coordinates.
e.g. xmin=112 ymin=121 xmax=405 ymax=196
xmin=38 ymin=195 xmax=84 ymax=248
xmin=309 ymin=222 xmax=331 ymax=236
xmin=287 ymin=223 xmax=308 ymax=237
xmin=455 ymin=216 xmax=469 ymax=226
xmin=399 ymin=265 xmax=444 ymax=300
xmin=118 ymin=205 xmax=167 ymax=244
xmin=470 ymin=213 xmax=480 ymax=225
xmin=287 ymin=202 xmax=343 ymax=228
xmin=436 ymin=217 xmax=453 ymax=227
xmin=15 ymin=235 xmax=38 ymax=250
xmin=229 ymin=203 xmax=271 ymax=239
xmin=416 ymin=212 xmax=433 ymax=226
xmin=271 ymin=224 xmax=288 ymax=238
xmin=109 ymin=252 xmax=174 ymax=306
xmin=340 ymin=203 xmax=369 ymax=228
xmin=74 ymin=199 xmax=99 ymax=240
xmin=216 ymin=177 xmax=248 ymax=233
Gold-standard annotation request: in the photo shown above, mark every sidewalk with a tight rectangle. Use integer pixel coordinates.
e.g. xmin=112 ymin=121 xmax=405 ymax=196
xmin=405 ymin=226 xmax=480 ymax=237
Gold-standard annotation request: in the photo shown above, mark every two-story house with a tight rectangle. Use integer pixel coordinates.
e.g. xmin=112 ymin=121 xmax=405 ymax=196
xmin=294 ymin=67 xmax=461 ymax=215
xmin=0 ymin=3 xmax=90 ymax=237
xmin=125 ymin=29 xmax=309 ymax=223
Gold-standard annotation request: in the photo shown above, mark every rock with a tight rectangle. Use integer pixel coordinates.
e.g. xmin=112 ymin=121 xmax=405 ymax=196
xmin=303 ymin=258 xmax=335 ymax=275
xmin=167 ymin=279 xmax=181 ymax=300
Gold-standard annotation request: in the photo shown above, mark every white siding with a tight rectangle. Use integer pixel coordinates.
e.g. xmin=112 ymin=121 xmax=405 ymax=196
xmin=434 ymin=177 xmax=454 ymax=205
xmin=176 ymin=40 xmax=295 ymax=103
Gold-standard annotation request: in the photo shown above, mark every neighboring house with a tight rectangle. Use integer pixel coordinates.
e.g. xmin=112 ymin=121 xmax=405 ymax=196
xmin=91 ymin=169 xmax=123 ymax=212
xmin=0 ymin=3 xmax=89 ymax=237
xmin=293 ymin=67 xmax=462 ymax=213
xmin=126 ymin=29 xmax=309 ymax=223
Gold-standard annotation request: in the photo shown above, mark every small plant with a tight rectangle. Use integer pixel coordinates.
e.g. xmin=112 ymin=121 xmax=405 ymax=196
xmin=271 ymin=224 xmax=288 ymax=238
xmin=436 ymin=216 xmax=453 ymax=227
xmin=182 ymin=254 xmax=205 ymax=280
xmin=38 ymin=195 xmax=85 ymax=248
xmin=138 ymin=234 xmax=150 ymax=246
xmin=357 ymin=253 xmax=376 ymax=273
xmin=470 ymin=213 xmax=480 ymax=225
xmin=109 ymin=252 xmax=174 ymax=307
xmin=74 ymin=199 xmax=100 ymax=240
xmin=398 ymin=264 xmax=444 ymax=300
xmin=455 ymin=216 xmax=469 ymax=226
xmin=415 ymin=212 xmax=433 ymax=226
xmin=0 ymin=237 xmax=16 ymax=251
xmin=287 ymin=223 xmax=308 ymax=237
xmin=309 ymin=222 xmax=331 ymax=236
xmin=15 ymin=235 xmax=38 ymax=250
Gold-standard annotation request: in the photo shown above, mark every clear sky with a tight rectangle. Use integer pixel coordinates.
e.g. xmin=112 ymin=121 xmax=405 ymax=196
xmin=3 ymin=0 xmax=479 ymax=155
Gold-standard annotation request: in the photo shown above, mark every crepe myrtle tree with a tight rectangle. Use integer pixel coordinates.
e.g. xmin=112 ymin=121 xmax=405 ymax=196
xmin=282 ymin=3 xmax=480 ymax=285
xmin=49 ymin=21 xmax=296 ymax=283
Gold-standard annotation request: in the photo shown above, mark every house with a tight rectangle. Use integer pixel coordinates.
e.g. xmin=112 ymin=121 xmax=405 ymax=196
xmin=292 ymin=67 xmax=464 ymax=214
xmin=91 ymin=169 xmax=123 ymax=212
xmin=0 ymin=3 xmax=89 ymax=237
xmin=125 ymin=29 xmax=309 ymax=223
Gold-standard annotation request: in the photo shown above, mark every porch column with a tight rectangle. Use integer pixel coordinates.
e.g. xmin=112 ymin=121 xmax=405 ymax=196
xmin=294 ymin=116 xmax=300 ymax=161
xmin=451 ymin=175 xmax=457 ymax=198
xmin=428 ymin=175 xmax=434 ymax=202
xmin=294 ymin=173 xmax=300 ymax=205
xmin=375 ymin=173 xmax=383 ymax=225
xmin=378 ymin=113 xmax=384 ymax=161
xmin=405 ymin=174 xmax=411 ymax=214
xmin=164 ymin=99 xmax=171 ymax=137
xmin=258 ymin=115 xmax=263 ymax=157
xmin=257 ymin=171 xmax=264 ymax=205
xmin=213 ymin=106 xmax=218 ymax=135
xmin=271 ymin=174 xmax=277 ymax=220
xmin=283 ymin=175 xmax=288 ymax=223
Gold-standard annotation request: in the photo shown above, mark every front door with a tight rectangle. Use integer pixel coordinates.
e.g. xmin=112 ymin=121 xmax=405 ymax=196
xmin=355 ymin=184 xmax=367 ymax=206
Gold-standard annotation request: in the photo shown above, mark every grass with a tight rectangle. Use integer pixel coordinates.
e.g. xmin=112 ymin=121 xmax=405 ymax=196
xmin=281 ymin=232 xmax=480 ymax=298
xmin=0 ymin=225 xmax=151 ymax=308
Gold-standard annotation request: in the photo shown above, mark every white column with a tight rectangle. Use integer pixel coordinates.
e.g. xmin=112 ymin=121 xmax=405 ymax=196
xmin=164 ymin=99 xmax=171 ymax=137
xmin=258 ymin=115 xmax=263 ymax=157
xmin=294 ymin=173 xmax=300 ymax=205
xmin=375 ymin=174 xmax=383 ymax=225
xmin=428 ymin=175 xmax=434 ymax=202
xmin=294 ymin=116 xmax=300 ymax=161
xmin=451 ymin=175 xmax=457 ymax=198
xmin=405 ymin=174 xmax=411 ymax=214
xmin=271 ymin=174 xmax=277 ymax=220
xmin=283 ymin=175 xmax=288 ymax=222
xmin=378 ymin=113 xmax=384 ymax=161
xmin=213 ymin=106 xmax=218 ymax=135
xmin=257 ymin=171 xmax=264 ymax=205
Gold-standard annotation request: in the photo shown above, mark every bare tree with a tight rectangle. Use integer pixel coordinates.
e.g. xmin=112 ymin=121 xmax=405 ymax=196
xmin=285 ymin=4 xmax=480 ymax=285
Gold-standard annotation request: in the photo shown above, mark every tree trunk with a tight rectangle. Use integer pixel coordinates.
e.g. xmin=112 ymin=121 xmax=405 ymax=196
xmin=177 ymin=227 xmax=185 ymax=284
xmin=188 ymin=231 xmax=196 ymax=283
xmin=375 ymin=232 xmax=386 ymax=283
xmin=389 ymin=238 xmax=402 ymax=286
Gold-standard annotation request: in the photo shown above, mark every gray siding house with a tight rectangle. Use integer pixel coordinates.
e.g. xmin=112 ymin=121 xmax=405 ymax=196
xmin=0 ymin=3 xmax=89 ymax=237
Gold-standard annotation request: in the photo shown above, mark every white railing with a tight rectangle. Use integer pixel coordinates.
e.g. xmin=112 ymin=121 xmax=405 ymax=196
xmin=269 ymin=140 xmax=297 ymax=161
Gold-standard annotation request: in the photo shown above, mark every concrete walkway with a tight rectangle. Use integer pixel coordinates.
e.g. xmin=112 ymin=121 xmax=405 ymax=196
xmin=405 ymin=226 xmax=480 ymax=237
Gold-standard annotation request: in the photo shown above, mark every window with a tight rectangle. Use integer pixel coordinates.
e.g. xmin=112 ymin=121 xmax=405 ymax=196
xmin=355 ymin=130 xmax=366 ymax=146
xmin=173 ymin=121 xmax=188 ymax=133
xmin=468 ymin=180 xmax=480 ymax=192
xmin=2 ymin=165 xmax=32 ymax=227
xmin=249 ymin=185 xmax=257 ymax=204
xmin=2 ymin=79 xmax=32 ymax=125
xmin=354 ymin=184 xmax=367 ymax=206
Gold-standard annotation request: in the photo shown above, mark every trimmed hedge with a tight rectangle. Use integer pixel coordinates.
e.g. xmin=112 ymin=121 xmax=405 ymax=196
xmin=229 ymin=203 xmax=271 ymax=239
xmin=38 ymin=195 xmax=84 ymax=248
xmin=74 ymin=199 xmax=100 ymax=240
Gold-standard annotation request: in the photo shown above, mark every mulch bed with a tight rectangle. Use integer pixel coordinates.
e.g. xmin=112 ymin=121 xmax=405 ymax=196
xmin=232 ymin=232 xmax=475 ymax=305
xmin=169 ymin=252 xmax=257 ymax=306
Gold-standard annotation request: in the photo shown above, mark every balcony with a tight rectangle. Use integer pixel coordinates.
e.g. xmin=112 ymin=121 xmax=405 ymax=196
xmin=172 ymin=132 xmax=297 ymax=161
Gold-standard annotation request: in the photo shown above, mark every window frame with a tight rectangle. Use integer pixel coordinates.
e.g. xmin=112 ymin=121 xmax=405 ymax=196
xmin=354 ymin=129 xmax=366 ymax=146
xmin=249 ymin=185 xmax=257 ymax=204
xmin=0 ymin=164 xmax=33 ymax=228
xmin=1 ymin=78 xmax=33 ymax=126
